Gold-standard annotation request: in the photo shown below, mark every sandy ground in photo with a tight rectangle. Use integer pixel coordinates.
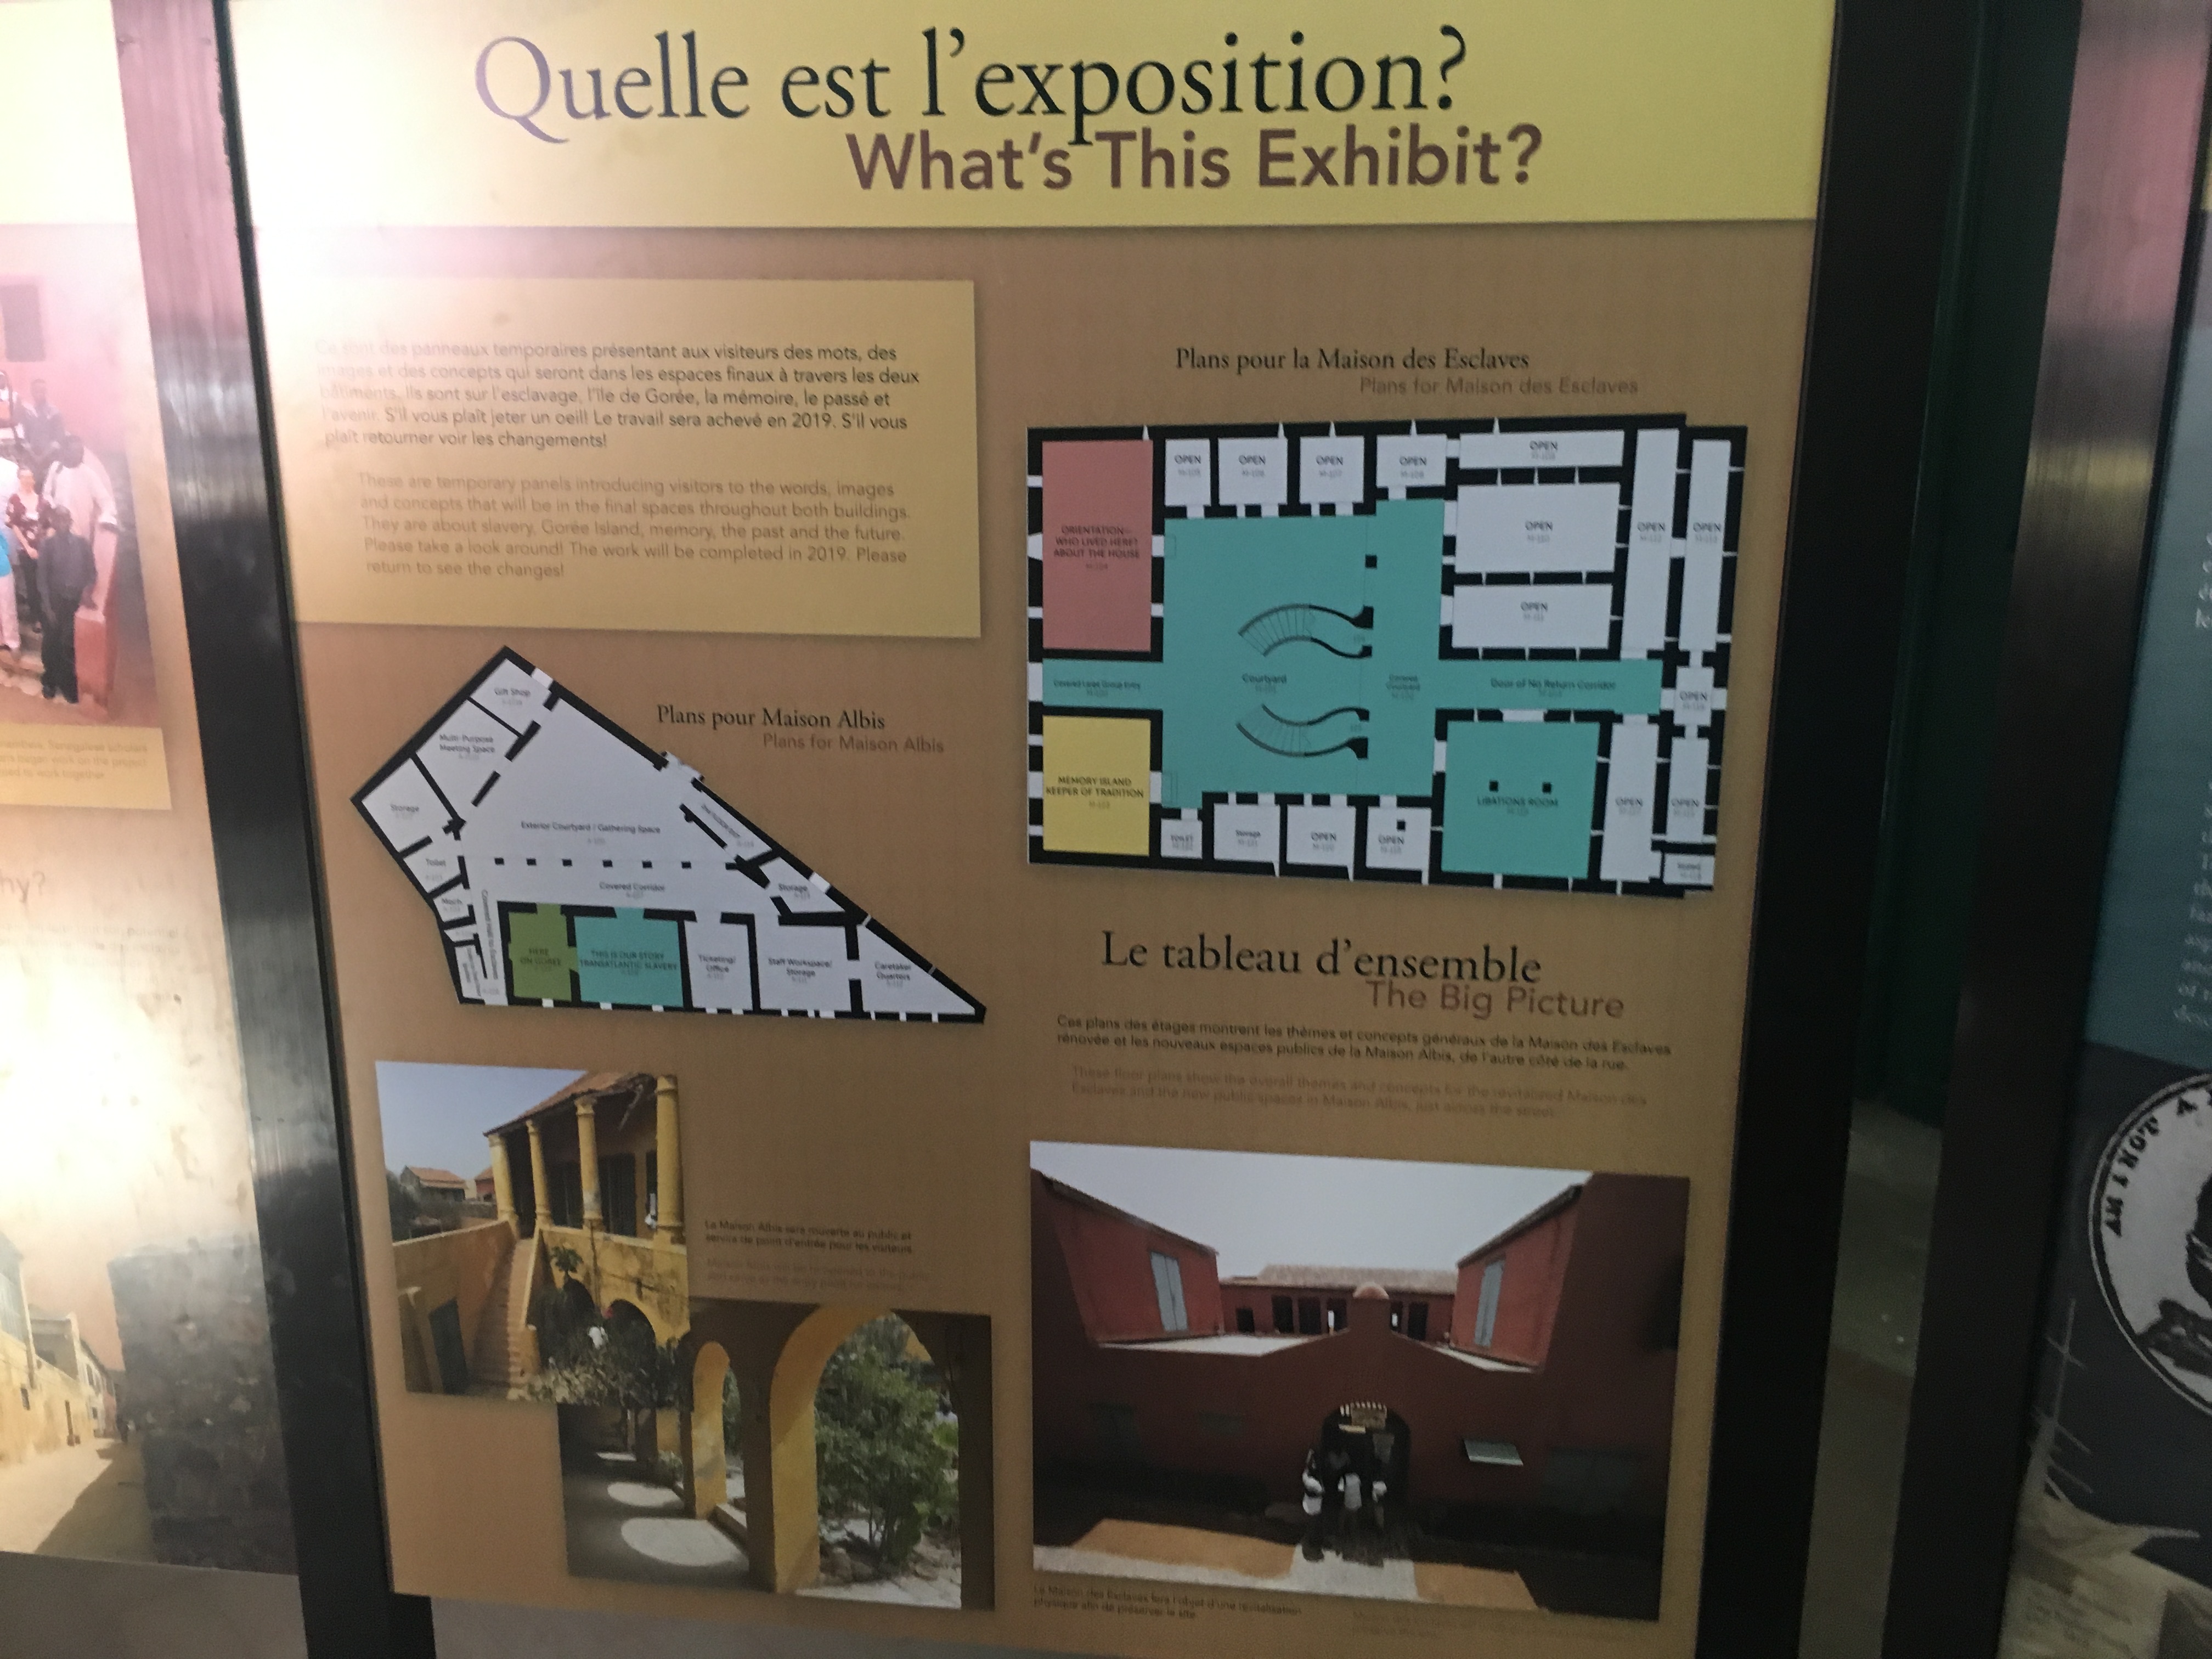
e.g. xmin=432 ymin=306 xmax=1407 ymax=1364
xmin=1035 ymin=1519 xmax=1536 ymax=1609
xmin=0 ymin=1439 xmax=153 ymax=1559
xmin=563 ymin=1449 xmax=963 ymax=1608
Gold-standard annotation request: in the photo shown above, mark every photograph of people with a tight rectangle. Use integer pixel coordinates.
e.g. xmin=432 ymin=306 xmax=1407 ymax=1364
xmin=1030 ymin=1142 xmax=1690 ymax=1619
xmin=0 ymin=235 xmax=164 ymax=723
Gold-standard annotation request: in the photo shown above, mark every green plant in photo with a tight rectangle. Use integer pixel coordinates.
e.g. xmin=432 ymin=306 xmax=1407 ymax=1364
xmin=722 ymin=1369 xmax=744 ymax=1483
xmin=814 ymin=1317 xmax=956 ymax=1571
xmin=522 ymin=1308 xmax=678 ymax=1409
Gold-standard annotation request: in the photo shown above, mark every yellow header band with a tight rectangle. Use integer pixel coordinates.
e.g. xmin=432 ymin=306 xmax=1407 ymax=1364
xmin=231 ymin=1 xmax=1836 ymax=229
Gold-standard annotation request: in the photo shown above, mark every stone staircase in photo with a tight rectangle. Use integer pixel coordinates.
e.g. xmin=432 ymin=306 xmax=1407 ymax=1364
xmin=470 ymin=1234 xmax=535 ymax=1396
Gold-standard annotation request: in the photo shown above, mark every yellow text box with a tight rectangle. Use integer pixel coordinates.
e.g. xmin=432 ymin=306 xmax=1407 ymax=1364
xmin=232 ymin=1 xmax=1835 ymax=229
xmin=0 ymin=724 xmax=170 ymax=810
xmin=1042 ymin=715 xmax=1152 ymax=855
xmin=261 ymin=273 xmax=979 ymax=637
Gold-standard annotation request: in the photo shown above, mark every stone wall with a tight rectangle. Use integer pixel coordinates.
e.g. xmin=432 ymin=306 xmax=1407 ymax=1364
xmin=0 ymin=1326 xmax=92 ymax=1466
xmin=108 ymin=1236 xmax=295 ymax=1572
xmin=392 ymin=1218 xmax=514 ymax=1391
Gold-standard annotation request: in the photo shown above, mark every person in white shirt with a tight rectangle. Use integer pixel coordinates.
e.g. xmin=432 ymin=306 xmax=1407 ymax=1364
xmin=41 ymin=436 xmax=117 ymax=613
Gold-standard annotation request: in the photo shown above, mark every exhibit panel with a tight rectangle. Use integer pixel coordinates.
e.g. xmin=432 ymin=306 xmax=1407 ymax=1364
xmin=1984 ymin=110 xmax=2212 ymax=1659
xmin=0 ymin=0 xmax=298 ymax=1576
xmin=147 ymin=0 xmax=1976 ymax=1652
xmin=1858 ymin=0 xmax=2212 ymax=1655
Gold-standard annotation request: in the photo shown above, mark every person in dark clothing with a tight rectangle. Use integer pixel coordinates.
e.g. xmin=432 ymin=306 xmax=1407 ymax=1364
xmin=1299 ymin=1447 xmax=1329 ymax=1561
xmin=20 ymin=379 xmax=64 ymax=479
xmin=38 ymin=504 xmax=92 ymax=703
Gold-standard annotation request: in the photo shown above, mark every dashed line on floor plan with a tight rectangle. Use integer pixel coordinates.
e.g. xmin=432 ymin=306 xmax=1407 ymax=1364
xmin=355 ymin=648 xmax=982 ymax=1022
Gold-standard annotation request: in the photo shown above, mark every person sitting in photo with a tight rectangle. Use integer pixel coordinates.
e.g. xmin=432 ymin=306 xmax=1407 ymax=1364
xmin=38 ymin=503 xmax=92 ymax=703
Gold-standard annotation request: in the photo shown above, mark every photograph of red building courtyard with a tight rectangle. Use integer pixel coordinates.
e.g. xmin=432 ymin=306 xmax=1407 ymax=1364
xmin=1030 ymin=1143 xmax=1689 ymax=1619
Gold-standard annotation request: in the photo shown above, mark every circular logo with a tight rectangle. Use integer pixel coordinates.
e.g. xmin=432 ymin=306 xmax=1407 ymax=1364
xmin=2091 ymin=1075 xmax=2212 ymax=1413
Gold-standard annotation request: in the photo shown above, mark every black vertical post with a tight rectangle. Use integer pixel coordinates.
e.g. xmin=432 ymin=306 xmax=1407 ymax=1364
xmin=1696 ymin=0 xmax=1978 ymax=1650
xmin=1887 ymin=1 xmax=2212 ymax=1653
xmin=108 ymin=2 xmax=433 ymax=1653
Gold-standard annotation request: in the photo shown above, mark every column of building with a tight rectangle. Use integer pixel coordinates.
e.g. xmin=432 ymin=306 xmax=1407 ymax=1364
xmin=655 ymin=1074 xmax=683 ymax=1246
xmin=576 ymin=1097 xmax=603 ymax=1231
xmin=527 ymin=1119 xmax=550 ymax=1237
xmin=488 ymin=1132 xmax=516 ymax=1229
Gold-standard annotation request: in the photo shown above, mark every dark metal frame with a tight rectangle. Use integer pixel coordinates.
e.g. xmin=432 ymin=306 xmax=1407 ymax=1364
xmin=1692 ymin=1 xmax=1983 ymax=1651
xmin=108 ymin=2 xmax=433 ymax=1653
xmin=1887 ymin=2 xmax=2212 ymax=1655
xmin=103 ymin=0 xmax=1982 ymax=1654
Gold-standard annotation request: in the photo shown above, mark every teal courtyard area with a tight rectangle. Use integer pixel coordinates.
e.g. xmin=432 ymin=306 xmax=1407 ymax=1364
xmin=1037 ymin=501 xmax=1652 ymax=874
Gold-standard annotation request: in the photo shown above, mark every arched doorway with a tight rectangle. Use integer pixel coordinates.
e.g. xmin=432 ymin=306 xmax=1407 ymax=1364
xmin=762 ymin=1305 xmax=888 ymax=1591
xmin=810 ymin=1315 xmax=957 ymax=1592
xmin=678 ymin=1299 xmax=993 ymax=1607
xmin=533 ymin=1274 xmax=597 ymax=1368
xmin=682 ymin=1340 xmax=730 ymax=1517
xmin=1316 ymin=1401 xmax=1412 ymax=1546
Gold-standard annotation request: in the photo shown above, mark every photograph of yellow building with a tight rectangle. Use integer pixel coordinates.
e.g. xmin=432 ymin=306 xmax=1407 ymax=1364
xmin=373 ymin=1061 xmax=994 ymax=1610
xmin=377 ymin=1065 xmax=689 ymax=1402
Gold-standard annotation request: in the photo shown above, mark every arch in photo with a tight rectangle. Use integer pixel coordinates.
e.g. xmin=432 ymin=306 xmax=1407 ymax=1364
xmin=1318 ymin=1400 xmax=1413 ymax=1513
xmin=682 ymin=1339 xmax=731 ymax=1518
xmin=684 ymin=1298 xmax=996 ymax=1609
xmin=765 ymin=1304 xmax=890 ymax=1592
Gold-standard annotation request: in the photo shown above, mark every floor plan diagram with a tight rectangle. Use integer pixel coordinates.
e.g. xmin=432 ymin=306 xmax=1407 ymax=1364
xmin=356 ymin=650 xmax=981 ymax=1021
xmin=1027 ymin=417 xmax=1744 ymax=896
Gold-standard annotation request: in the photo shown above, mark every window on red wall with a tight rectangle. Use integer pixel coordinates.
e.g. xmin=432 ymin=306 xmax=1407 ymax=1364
xmin=1272 ymin=1295 xmax=1294 ymax=1333
xmin=1235 ymin=1307 xmax=1256 ymax=1334
xmin=1475 ymin=1259 xmax=1505 ymax=1346
xmin=1149 ymin=1250 xmax=1188 ymax=1333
